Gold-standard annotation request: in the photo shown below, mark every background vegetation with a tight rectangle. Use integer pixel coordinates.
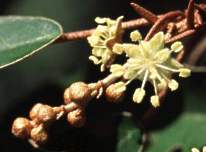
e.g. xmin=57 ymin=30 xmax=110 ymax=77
xmin=0 ymin=0 xmax=206 ymax=152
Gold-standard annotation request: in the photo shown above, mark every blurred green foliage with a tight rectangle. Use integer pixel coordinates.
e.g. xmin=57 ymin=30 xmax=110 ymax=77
xmin=0 ymin=0 xmax=206 ymax=152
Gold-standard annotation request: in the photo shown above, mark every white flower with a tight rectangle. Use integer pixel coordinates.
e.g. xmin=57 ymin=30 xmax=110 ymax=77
xmin=87 ymin=16 xmax=124 ymax=72
xmin=110 ymin=31 xmax=191 ymax=107
xmin=191 ymin=146 xmax=206 ymax=152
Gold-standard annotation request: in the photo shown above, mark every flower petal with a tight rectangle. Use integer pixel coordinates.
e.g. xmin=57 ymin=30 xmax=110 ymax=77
xmin=154 ymin=48 xmax=171 ymax=63
xmin=149 ymin=32 xmax=165 ymax=51
xmin=92 ymin=48 xmax=104 ymax=57
xmin=110 ymin=64 xmax=125 ymax=77
xmin=139 ymin=41 xmax=151 ymax=55
xmin=168 ymin=58 xmax=183 ymax=68
xmin=125 ymin=45 xmax=142 ymax=58
xmin=123 ymin=69 xmax=137 ymax=80
xmin=87 ymin=36 xmax=101 ymax=46
xmin=113 ymin=43 xmax=124 ymax=55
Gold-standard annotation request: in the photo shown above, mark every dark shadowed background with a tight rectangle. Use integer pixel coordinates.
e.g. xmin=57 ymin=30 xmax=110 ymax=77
xmin=0 ymin=0 xmax=206 ymax=152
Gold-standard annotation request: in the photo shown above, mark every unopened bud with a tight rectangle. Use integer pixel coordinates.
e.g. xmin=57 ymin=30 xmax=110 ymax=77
xmin=12 ymin=117 xmax=32 ymax=139
xmin=30 ymin=104 xmax=56 ymax=123
xmin=67 ymin=108 xmax=86 ymax=128
xmin=69 ymin=82 xmax=91 ymax=105
xmin=29 ymin=103 xmax=43 ymax=120
xmin=64 ymin=88 xmax=72 ymax=104
xmin=105 ymin=83 xmax=125 ymax=103
xmin=30 ymin=125 xmax=48 ymax=144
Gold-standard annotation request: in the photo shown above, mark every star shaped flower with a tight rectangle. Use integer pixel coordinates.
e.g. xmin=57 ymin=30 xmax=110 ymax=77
xmin=110 ymin=31 xmax=191 ymax=107
xmin=87 ymin=16 xmax=124 ymax=71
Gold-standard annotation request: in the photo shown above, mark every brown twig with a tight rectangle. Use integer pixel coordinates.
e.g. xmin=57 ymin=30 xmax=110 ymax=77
xmin=194 ymin=10 xmax=203 ymax=26
xmin=165 ymin=28 xmax=197 ymax=44
xmin=145 ymin=11 xmax=184 ymax=40
xmin=186 ymin=0 xmax=195 ymax=29
xmin=55 ymin=18 xmax=150 ymax=43
xmin=194 ymin=3 xmax=206 ymax=14
xmin=55 ymin=3 xmax=206 ymax=43
xmin=130 ymin=2 xmax=158 ymax=23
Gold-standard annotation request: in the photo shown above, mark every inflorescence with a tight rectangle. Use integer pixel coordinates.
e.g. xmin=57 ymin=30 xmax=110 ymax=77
xmin=12 ymin=0 xmax=200 ymax=147
xmin=88 ymin=17 xmax=191 ymax=107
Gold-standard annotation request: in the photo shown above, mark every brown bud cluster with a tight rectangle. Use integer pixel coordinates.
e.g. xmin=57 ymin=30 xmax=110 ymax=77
xmin=12 ymin=103 xmax=57 ymax=146
xmin=64 ymin=82 xmax=91 ymax=106
xmin=105 ymin=84 xmax=125 ymax=103
xmin=63 ymin=82 xmax=90 ymax=128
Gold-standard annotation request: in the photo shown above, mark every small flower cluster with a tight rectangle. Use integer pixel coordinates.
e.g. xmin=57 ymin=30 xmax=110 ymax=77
xmin=192 ymin=146 xmax=206 ymax=152
xmin=87 ymin=16 xmax=124 ymax=71
xmin=88 ymin=17 xmax=191 ymax=107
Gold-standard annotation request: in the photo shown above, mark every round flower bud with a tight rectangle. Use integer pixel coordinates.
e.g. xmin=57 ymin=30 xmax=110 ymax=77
xmin=12 ymin=117 xmax=32 ymax=139
xmin=30 ymin=125 xmax=48 ymax=144
xmin=105 ymin=83 xmax=125 ymax=103
xmin=29 ymin=103 xmax=44 ymax=120
xmin=69 ymin=82 xmax=91 ymax=105
xmin=33 ymin=104 xmax=56 ymax=123
xmin=67 ymin=108 xmax=86 ymax=128
xmin=64 ymin=87 xmax=72 ymax=104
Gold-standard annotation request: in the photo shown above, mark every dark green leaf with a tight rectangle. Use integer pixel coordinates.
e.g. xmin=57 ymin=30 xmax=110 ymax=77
xmin=148 ymin=83 xmax=206 ymax=152
xmin=148 ymin=113 xmax=206 ymax=152
xmin=116 ymin=116 xmax=142 ymax=152
xmin=0 ymin=16 xmax=63 ymax=68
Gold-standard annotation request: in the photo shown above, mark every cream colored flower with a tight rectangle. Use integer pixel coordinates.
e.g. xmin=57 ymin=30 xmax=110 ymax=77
xmin=110 ymin=31 xmax=191 ymax=107
xmin=87 ymin=16 xmax=124 ymax=72
xmin=191 ymin=146 xmax=206 ymax=152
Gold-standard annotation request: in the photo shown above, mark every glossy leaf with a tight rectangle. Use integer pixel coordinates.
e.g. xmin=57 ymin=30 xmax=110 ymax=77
xmin=0 ymin=16 xmax=63 ymax=68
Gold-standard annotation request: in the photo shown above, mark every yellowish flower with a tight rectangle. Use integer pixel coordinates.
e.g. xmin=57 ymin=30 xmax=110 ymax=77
xmin=110 ymin=31 xmax=191 ymax=107
xmin=87 ymin=16 xmax=124 ymax=72
xmin=191 ymin=146 xmax=206 ymax=152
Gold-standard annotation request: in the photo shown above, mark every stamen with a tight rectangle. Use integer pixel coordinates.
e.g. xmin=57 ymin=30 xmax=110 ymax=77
xmin=159 ymin=71 xmax=170 ymax=82
xmin=126 ymin=68 xmax=145 ymax=85
xmin=152 ymin=79 xmax=158 ymax=95
xmin=156 ymin=64 xmax=179 ymax=72
xmin=141 ymin=70 xmax=149 ymax=89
